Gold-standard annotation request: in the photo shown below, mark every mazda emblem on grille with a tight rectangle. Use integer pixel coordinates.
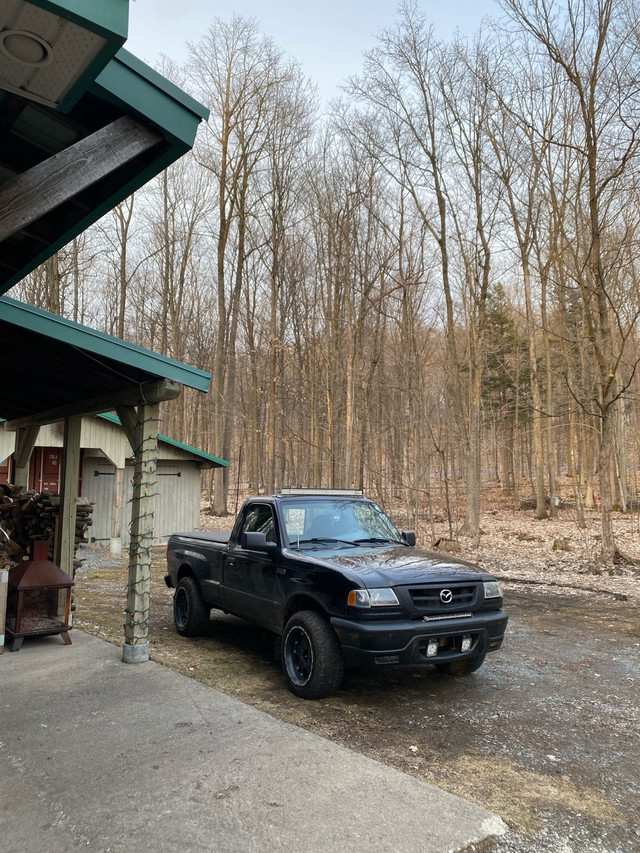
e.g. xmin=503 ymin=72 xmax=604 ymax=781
xmin=440 ymin=589 xmax=453 ymax=604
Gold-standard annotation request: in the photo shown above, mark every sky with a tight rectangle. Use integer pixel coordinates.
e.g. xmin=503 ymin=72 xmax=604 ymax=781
xmin=127 ymin=0 xmax=501 ymax=105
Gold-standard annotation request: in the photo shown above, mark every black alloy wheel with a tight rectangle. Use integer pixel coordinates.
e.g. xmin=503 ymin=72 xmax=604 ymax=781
xmin=282 ymin=610 xmax=344 ymax=699
xmin=173 ymin=576 xmax=210 ymax=637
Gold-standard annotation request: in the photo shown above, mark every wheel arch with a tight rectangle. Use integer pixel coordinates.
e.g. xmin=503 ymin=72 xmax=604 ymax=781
xmin=282 ymin=594 xmax=328 ymax=631
xmin=176 ymin=563 xmax=198 ymax=584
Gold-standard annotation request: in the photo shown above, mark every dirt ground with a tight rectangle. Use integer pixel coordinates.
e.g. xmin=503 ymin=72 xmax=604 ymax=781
xmin=72 ymin=505 xmax=640 ymax=853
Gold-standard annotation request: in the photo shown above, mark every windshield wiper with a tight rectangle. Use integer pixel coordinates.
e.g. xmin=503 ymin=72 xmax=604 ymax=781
xmin=352 ymin=537 xmax=400 ymax=545
xmin=293 ymin=537 xmax=358 ymax=548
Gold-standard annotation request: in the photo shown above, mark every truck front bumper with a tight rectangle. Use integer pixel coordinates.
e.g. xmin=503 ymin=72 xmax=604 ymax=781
xmin=330 ymin=610 xmax=508 ymax=668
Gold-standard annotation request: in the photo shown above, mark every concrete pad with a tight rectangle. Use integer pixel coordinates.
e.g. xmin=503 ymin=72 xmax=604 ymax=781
xmin=0 ymin=630 xmax=506 ymax=853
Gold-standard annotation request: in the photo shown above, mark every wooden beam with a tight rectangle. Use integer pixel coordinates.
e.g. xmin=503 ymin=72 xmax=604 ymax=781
xmin=0 ymin=116 xmax=162 ymax=242
xmin=115 ymin=405 xmax=138 ymax=452
xmin=3 ymin=379 xmax=182 ymax=430
xmin=13 ymin=425 xmax=39 ymax=487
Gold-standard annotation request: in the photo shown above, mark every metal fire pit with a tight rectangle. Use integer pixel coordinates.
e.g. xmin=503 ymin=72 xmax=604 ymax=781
xmin=5 ymin=537 xmax=73 ymax=652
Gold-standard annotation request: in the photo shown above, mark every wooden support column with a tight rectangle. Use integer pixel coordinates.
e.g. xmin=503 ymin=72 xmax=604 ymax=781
xmin=56 ymin=416 xmax=81 ymax=580
xmin=111 ymin=467 xmax=124 ymax=556
xmin=123 ymin=402 xmax=159 ymax=663
xmin=0 ymin=568 xmax=8 ymax=654
xmin=113 ymin=405 xmax=136 ymax=557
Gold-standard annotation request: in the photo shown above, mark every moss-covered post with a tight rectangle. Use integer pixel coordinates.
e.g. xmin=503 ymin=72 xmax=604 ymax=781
xmin=122 ymin=402 xmax=159 ymax=663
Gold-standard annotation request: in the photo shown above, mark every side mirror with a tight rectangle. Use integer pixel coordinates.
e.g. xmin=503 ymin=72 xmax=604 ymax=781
xmin=402 ymin=530 xmax=416 ymax=547
xmin=243 ymin=531 xmax=277 ymax=554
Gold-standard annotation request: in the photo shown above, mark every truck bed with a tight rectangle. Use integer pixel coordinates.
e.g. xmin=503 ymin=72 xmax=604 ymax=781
xmin=171 ymin=530 xmax=231 ymax=545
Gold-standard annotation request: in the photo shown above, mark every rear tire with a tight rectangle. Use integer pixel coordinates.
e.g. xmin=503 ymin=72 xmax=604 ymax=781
xmin=282 ymin=610 xmax=344 ymax=699
xmin=435 ymin=653 xmax=486 ymax=676
xmin=173 ymin=576 xmax=210 ymax=637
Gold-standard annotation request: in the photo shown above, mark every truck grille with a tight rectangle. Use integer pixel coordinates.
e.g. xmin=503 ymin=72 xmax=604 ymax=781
xmin=409 ymin=584 xmax=477 ymax=611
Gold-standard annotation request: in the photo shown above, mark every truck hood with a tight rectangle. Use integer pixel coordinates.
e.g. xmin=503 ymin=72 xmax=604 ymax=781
xmin=316 ymin=545 xmax=491 ymax=587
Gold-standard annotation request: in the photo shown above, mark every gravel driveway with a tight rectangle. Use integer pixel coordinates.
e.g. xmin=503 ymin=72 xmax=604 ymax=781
xmin=74 ymin=549 xmax=640 ymax=853
xmin=452 ymin=584 xmax=640 ymax=852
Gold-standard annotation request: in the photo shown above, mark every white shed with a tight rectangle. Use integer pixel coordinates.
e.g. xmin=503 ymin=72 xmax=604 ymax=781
xmin=0 ymin=413 xmax=229 ymax=552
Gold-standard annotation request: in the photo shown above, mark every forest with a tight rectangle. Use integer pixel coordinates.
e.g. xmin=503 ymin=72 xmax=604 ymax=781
xmin=11 ymin=0 xmax=640 ymax=561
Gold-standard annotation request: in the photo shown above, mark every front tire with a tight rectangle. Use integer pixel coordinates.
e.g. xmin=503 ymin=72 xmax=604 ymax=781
xmin=173 ymin=576 xmax=210 ymax=637
xmin=282 ymin=610 xmax=344 ymax=699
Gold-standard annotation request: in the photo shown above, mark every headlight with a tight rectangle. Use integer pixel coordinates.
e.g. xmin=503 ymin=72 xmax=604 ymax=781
xmin=348 ymin=588 xmax=400 ymax=608
xmin=483 ymin=581 xmax=502 ymax=599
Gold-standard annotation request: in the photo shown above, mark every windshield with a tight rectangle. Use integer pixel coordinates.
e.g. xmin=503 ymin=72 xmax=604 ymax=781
xmin=281 ymin=499 xmax=403 ymax=548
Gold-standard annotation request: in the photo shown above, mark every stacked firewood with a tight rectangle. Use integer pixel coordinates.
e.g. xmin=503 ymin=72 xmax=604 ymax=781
xmin=0 ymin=484 xmax=93 ymax=575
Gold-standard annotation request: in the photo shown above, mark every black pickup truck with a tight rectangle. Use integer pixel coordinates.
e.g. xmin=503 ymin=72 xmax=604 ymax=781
xmin=165 ymin=490 xmax=508 ymax=699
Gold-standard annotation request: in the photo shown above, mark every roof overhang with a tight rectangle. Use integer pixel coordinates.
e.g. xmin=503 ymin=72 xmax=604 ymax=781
xmin=0 ymin=296 xmax=211 ymax=428
xmin=0 ymin=2 xmax=212 ymax=429
xmin=0 ymin=12 xmax=209 ymax=295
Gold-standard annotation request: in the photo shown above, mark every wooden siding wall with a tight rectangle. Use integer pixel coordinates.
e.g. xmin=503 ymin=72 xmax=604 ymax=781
xmin=81 ymin=420 xmax=128 ymax=467
xmin=0 ymin=419 xmax=127 ymax=470
xmin=121 ymin=462 xmax=202 ymax=546
xmin=82 ymin=455 xmax=202 ymax=547
xmin=3 ymin=417 xmax=210 ymax=545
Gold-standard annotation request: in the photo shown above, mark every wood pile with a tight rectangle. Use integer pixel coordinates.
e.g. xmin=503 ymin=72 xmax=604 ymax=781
xmin=0 ymin=484 xmax=93 ymax=575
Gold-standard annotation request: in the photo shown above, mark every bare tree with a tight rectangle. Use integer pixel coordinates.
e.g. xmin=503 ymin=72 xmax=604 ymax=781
xmin=486 ymin=35 xmax=554 ymax=518
xmin=256 ymin=64 xmax=316 ymax=493
xmin=500 ymin=0 xmax=640 ymax=559
xmin=346 ymin=2 xmax=476 ymax=524
xmin=439 ymin=35 xmax=502 ymax=537
xmin=188 ymin=16 xmax=303 ymax=512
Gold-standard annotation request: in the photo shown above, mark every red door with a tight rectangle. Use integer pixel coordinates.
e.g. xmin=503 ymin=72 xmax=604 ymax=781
xmin=30 ymin=448 xmax=61 ymax=493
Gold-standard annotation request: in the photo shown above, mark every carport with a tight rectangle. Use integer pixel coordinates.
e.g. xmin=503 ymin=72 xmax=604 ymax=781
xmin=0 ymin=1 xmax=210 ymax=661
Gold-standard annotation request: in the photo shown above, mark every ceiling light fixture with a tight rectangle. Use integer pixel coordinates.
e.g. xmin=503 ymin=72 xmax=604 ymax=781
xmin=0 ymin=29 xmax=53 ymax=67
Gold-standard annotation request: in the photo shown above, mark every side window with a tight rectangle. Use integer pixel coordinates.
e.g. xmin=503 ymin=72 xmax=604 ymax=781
xmin=239 ymin=505 xmax=276 ymax=543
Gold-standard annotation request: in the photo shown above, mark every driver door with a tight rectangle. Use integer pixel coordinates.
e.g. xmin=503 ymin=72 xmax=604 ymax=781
xmin=221 ymin=504 xmax=278 ymax=629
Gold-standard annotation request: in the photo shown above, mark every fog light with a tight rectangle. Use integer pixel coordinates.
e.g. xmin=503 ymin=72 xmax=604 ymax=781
xmin=426 ymin=639 xmax=438 ymax=657
xmin=461 ymin=635 xmax=472 ymax=652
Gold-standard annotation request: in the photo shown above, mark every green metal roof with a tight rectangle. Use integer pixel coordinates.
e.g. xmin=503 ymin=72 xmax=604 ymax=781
xmin=1 ymin=295 xmax=210 ymax=391
xmin=96 ymin=49 xmax=209 ymax=147
xmin=0 ymin=295 xmax=211 ymax=423
xmin=98 ymin=413 xmax=230 ymax=468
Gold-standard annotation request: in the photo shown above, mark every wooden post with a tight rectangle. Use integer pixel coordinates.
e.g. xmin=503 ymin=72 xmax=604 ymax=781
xmin=0 ymin=568 xmax=8 ymax=654
xmin=57 ymin=416 xmax=81 ymax=580
xmin=123 ymin=402 xmax=159 ymax=663
xmin=111 ymin=467 xmax=124 ymax=555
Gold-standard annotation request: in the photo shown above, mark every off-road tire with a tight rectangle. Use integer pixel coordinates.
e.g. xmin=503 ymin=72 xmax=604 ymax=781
xmin=173 ymin=576 xmax=210 ymax=637
xmin=282 ymin=610 xmax=344 ymax=699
